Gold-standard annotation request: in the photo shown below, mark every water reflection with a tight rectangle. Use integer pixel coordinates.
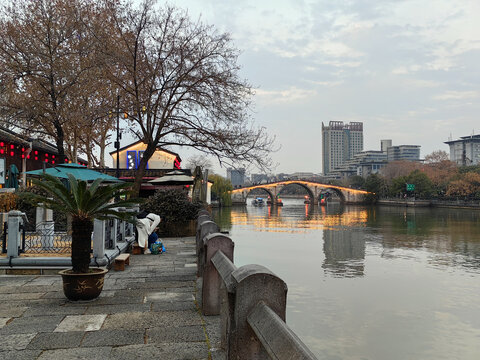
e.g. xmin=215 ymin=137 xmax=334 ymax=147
xmin=213 ymin=202 xmax=480 ymax=275
xmin=212 ymin=201 xmax=480 ymax=360
xmin=322 ymin=227 xmax=365 ymax=277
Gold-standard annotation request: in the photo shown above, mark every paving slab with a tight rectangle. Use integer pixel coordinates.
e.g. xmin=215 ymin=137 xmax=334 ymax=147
xmin=36 ymin=347 xmax=112 ymax=360
xmin=81 ymin=329 xmax=145 ymax=347
xmin=54 ymin=314 xmax=107 ymax=332
xmin=0 ymin=333 xmax=37 ymax=351
xmin=26 ymin=331 xmax=85 ymax=350
xmin=0 ymin=315 xmax=64 ymax=335
xmin=0 ymin=350 xmax=43 ymax=360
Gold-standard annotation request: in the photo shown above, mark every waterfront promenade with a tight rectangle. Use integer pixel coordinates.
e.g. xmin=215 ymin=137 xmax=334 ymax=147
xmin=0 ymin=237 xmax=223 ymax=359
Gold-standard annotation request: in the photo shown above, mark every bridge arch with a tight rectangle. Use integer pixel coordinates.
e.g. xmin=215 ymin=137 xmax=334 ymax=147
xmin=321 ymin=187 xmax=346 ymax=203
xmin=245 ymin=187 xmax=275 ymax=203
xmin=276 ymin=182 xmax=315 ymax=203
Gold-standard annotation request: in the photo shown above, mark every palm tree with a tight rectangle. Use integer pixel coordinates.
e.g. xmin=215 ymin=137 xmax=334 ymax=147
xmin=24 ymin=174 xmax=140 ymax=273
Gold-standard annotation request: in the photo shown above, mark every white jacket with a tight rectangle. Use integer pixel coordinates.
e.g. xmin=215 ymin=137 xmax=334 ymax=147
xmin=136 ymin=213 xmax=161 ymax=248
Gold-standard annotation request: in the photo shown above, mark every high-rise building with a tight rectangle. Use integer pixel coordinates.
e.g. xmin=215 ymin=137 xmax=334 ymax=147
xmin=444 ymin=134 xmax=480 ymax=166
xmin=322 ymin=121 xmax=363 ymax=175
xmin=226 ymin=168 xmax=246 ymax=187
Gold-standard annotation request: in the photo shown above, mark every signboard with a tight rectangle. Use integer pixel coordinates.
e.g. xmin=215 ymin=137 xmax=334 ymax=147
xmin=406 ymin=183 xmax=415 ymax=191
xmin=0 ymin=158 xmax=4 ymax=184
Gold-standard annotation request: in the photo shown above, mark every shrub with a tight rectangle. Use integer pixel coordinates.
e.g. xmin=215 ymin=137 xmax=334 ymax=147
xmin=141 ymin=189 xmax=203 ymax=223
xmin=0 ymin=192 xmax=18 ymax=213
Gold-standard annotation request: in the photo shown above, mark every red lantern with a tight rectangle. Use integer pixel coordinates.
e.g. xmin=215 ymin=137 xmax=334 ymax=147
xmin=10 ymin=151 xmax=14 ymax=156
xmin=10 ymin=144 xmax=14 ymax=149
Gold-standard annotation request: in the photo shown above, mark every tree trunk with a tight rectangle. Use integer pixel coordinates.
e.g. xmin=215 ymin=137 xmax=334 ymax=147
xmin=71 ymin=218 xmax=93 ymax=273
xmin=132 ymin=143 xmax=156 ymax=196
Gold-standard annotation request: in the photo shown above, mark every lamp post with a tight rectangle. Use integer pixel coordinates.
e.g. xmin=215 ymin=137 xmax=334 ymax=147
xmin=115 ymin=94 xmax=120 ymax=179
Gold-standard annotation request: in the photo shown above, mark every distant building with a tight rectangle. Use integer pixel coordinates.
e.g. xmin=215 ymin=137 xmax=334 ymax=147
xmin=444 ymin=134 xmax=480 ymax=166
xmin=322 ymin=121 xmax=363 ymax=175
xmin=227 ymin=168 xmax=245 ymax=187
xmin=109 ymin=140 xmax=182 ymax=170
xmin=386 ymin=145 xmax=420 ymax=162
xmin=250 ymin=173 xmax=269 ymax=184
xmin=381 ymin=139 xmax=392 ymax=153
xmin=335 ymin=150 xmax=387 ymax=179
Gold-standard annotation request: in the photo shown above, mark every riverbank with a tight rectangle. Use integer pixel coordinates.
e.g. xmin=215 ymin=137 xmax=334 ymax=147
xmin=378 ymin=198 xmax=480 ymax=209
xmin=0 ymin=237 xmax=224 ymax=359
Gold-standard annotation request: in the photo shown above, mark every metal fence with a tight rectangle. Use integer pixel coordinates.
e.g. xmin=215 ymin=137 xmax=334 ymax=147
xmin=22 ymin=222 xmax=72 ymax=254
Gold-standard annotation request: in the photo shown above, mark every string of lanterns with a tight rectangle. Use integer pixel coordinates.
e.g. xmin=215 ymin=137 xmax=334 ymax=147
xmin=0 ymin=142 xmax=86 ymax=166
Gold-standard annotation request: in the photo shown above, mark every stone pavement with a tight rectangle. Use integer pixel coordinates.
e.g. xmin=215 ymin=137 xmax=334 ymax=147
xmin=0 ymin=237 xmax=224 ymax=360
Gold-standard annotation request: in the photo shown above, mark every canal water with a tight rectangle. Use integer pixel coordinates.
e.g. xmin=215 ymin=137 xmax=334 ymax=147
xmin=212 ymin=199 xmax=480 ymax=360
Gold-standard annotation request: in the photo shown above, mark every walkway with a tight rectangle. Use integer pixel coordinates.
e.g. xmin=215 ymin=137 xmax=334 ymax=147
xmin=0 ymin=237 xmax=223 ymax=360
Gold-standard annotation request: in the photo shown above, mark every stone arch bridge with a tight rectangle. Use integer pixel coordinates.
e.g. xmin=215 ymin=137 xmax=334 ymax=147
xmin=231 ymin=180 xmax=370 ymax=205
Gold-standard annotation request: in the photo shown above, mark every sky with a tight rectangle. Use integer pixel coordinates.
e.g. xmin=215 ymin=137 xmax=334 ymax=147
xmin=120 ymin=0 xmax=480 ymax=176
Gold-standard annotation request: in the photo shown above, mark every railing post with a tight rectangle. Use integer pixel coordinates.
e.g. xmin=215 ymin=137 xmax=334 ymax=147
xmin=202 ymin=234 xmax=234 ymax=315
xmin=7 ymin=210 xmax=24 ymax=258
xmin=196 ymin=220 xmax=219 ymax=277
xmin=36 ymin=205 xmax=54 ymax=250
xmin=93 ymin=219 xmax=106 ymax=259
xmin=229 ymin=264 xmax=288 ymax=359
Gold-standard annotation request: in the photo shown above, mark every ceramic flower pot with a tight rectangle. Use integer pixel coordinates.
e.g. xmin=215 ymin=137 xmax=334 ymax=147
xmin=59 ymin=267 xmax=108 ymax=301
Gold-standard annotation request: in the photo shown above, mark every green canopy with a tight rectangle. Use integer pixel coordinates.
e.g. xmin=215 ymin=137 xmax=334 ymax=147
xmin=24 ymin=163 xmax=122 ymax=183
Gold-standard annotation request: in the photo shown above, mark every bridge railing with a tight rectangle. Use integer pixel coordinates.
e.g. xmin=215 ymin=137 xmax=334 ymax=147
xmin=196 ymin=212 xmax=318 ymax=360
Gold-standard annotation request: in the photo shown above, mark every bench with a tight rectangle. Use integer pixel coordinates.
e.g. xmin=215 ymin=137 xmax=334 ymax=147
xmin=114 ymin=253 xmax=130 ymax=271
xmin=132 ymin=244 xmax=144 ymax=255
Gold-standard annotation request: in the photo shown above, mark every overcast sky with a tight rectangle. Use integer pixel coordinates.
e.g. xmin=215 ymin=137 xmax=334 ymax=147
xmin=122 ymin=0 xmax=480 ymax=175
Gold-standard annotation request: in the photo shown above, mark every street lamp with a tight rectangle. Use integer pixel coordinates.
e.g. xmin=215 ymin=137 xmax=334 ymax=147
xmin=115 ymin=94 xmax=120 ymax=179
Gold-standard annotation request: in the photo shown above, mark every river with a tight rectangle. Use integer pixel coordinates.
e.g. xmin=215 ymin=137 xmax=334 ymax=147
xmin=212 ymin=199 xmax=480 ymax=360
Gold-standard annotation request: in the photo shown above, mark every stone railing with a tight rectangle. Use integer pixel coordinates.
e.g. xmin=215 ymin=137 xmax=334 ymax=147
xmin=0 ymin=207 xmax=137 ymax=268
xmin=196 ymin=210 xmax=318 ymax=360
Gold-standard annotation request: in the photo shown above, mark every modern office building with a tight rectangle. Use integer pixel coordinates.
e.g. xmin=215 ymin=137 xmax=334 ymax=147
xmin=381 ymin=139 xmax=392 ymax=153
xmin=322 ymin=121 xmax=363 ymax=175
xmin=386 ymin=145 xmax=420 ymax=162
xmin=227 ymin=168 xmax=246 ymax=187
xmin=334 ymin=150 xmax=387 ymax=179
xmin=444 ymin=134 xmax=480 ymax=166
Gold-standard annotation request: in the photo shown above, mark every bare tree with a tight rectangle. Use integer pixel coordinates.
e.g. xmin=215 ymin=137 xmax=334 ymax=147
xmin=99 ymin=1 xmax=275 ymax=194
xmin=424 ymin=150 xmax=449 ymax=164
xmin=185 ymin=154 xmax=213 ymax=172
xmin=0 ymin=0 xmax=117 ymax=165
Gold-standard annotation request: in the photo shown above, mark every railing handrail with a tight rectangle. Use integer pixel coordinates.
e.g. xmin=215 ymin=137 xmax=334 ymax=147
xmin=198 ymin=216 xmax=319 ymax=360
xmin=211 ymin=250 xmax=237 ymax=293
xmin=247 ymin=301 xmax=317 ymax=360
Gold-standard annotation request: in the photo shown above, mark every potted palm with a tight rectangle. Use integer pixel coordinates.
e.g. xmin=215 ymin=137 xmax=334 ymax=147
xmin=23 ymin=173 xmax=139 ymax=301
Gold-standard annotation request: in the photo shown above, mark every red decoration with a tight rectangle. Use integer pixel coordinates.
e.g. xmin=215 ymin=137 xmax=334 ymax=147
xmin=35 ymin=157 xmax=38 ymax=160
xmin=0 ymin=149 xmax=3 ymax=154
xmin=10 ymin=151 xmax=14 ymax=156
xmin=34 ymin=151 xmax=38 ymax=155
xmin=0 ymin=142 xmax=3 ymax=147
xmin=21 ymin=154 xmax=25 ymax=159
xmin=10 ymin=144 xmax=14 ymax=149
xmin=45 ymin=153 xmax=48 ymax=157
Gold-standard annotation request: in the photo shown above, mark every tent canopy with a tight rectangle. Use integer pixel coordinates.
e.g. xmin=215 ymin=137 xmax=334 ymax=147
xmin=24 ymin=163 xmax=122 ymax=183
xmin=148 ymin=170 xmax=193 ymax=185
